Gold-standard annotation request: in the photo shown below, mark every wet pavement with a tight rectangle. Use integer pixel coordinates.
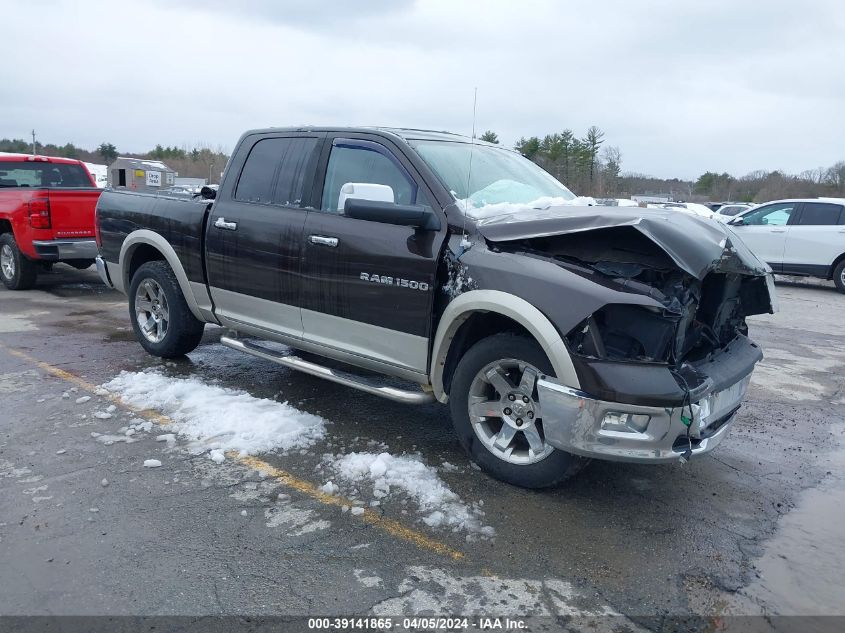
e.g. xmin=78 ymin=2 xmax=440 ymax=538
xmin=1 ymin=265 xmax=844 ymax=630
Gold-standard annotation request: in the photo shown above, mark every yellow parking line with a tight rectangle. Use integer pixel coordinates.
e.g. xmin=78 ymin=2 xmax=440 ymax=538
xmin=0 ymin=344 xmax=465 ymax=561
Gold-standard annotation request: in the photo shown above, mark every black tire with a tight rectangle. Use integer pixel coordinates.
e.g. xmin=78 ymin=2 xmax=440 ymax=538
xmin=833 ymin=260 xmax=845 ymax=294
xmin=128 ymin=261 xmax=205 ymax=358
xmin=448 ymin=333 xmax=589 ymax=488
xmin=0 ymin=233 xmax=38 ymax=290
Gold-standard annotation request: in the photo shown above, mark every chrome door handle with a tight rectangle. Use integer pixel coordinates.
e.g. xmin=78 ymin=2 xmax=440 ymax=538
xmin=214 ymin=217 xmax=238 ymax=231
xmin=309 ymin=235 xmax=339 ymax=247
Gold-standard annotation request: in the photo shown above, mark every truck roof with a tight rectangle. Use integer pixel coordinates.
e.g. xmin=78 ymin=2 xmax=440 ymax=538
xmin=240 ymin=126 xmax=503 ymax=147
xmin=0 ymin=152 xmax=87 ymax=165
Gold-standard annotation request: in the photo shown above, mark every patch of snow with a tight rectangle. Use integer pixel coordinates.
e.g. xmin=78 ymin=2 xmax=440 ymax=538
xmin=101 ymin=478 xmax=109 ymax=487
xmin=93 ymin=411 xmax=113 ymax=420
xmin=455 ymin=192 xmax=596 ymax=221
xmin=373 ymin=566 xmax=619 ymax=617
xmin=75 ymin=396 xmax=91 ymax=404
xmin=102 ymin=371 xmax=326 ymax=456
xmin=264 ymin=504 xmax=330 ymax=535
xmin=350 ymin=506 xmax=365 ymax=516
xmin=55 ymin=449 xmax=66 ymax=455
xmin=106 ymin=404 xmax=116 ymax=413
xmin=94 ymin=434 xmax=137 ymax=446
xmin=143 ymin=459 xmax=162 ymax=468
xmin=319 ymin=481 xmax=338 ymax=495
xmin=327 ymin=452 xmax=493 ymax=536
xmin=209 ymin=449 xmax=226 ymax=464
xmin=155 ymin=433 xmax=176 ymax=443
xmin=354 ymin=569 xmax=384 ymax=588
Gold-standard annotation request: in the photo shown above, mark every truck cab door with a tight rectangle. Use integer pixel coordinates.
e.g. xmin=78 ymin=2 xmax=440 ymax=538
xmin=300 ymin=136 xmax=447 ymax=377
xmin=731 ymin=202 xmax=797 ymax=271
xmin=205 ymin=133 xmax=323 ymax=338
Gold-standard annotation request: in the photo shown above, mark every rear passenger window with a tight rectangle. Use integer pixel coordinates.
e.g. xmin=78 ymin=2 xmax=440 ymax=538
xmin=235 ymin=137 xmax=317 ymax=206
xmin=797 ymin=203 xmax=843 ymax=226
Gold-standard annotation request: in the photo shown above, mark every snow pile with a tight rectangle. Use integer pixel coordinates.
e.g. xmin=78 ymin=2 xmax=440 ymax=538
xmin=455 ymin=195 xmax=597 ymax=220
xmin=326 ymin=452 xmax=493 ymax=537
xmin=102 ymin=370 xmax=327 ymax=459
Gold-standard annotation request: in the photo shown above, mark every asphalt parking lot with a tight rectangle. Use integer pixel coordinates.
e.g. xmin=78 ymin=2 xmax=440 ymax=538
xmin=1 ymin=265 xmax=844 ymax=630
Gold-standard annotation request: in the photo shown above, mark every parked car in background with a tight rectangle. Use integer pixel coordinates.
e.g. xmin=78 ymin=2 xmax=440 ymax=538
xmin=728 ymin=198 xmax=845 ymax=293
xmin=0 ymin=154 xmax=102 ymax=289
xmin=654 ymin=202 xmax=716 ymax=219
xmin=713 ymin=203 xmax=752 ymax=222
xmin=95 ymin=126 xmax=775 ymax=488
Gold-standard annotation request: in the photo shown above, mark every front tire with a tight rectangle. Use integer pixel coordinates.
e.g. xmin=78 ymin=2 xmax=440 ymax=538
xmin=833 ymin=260 xmax=845 ymax=294
xmin=128 ymin=261 xmax=205 ymax=358
xmin=448 ymin=333 xmax=588 ymax=488
xmin=0 ymin=233 xmax=38 ymax=290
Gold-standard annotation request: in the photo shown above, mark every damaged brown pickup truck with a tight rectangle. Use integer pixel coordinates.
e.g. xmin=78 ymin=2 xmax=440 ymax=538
xmin=94 ymin=127 xmax=777 ymax=488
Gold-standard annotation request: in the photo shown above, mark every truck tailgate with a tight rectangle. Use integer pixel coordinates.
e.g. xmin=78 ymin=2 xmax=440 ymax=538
xmin=47 ymin=188 xmax=102 ymax=238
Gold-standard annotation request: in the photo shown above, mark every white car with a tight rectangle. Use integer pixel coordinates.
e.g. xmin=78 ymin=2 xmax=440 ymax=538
xmin=727 ymin=198 xmax=845 ymax=293
xmin=713 ymin=203 xmax=752 ymax=222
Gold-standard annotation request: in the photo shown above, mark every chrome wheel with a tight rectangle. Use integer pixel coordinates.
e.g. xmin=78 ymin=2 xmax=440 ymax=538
xmin=134 ymin=278 xmax=169 ymax=343
xmin=840 ymin=267 xmax=845 ymax=289
xmin=0 ymin=244 xmax=14 ymax=280
xmin=467 ymin=358 xmax=554 ymax=465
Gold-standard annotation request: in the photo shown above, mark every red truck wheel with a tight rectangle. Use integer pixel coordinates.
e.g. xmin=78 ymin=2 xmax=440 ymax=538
xmin=0 ymin=234 xmax=38 ymax=290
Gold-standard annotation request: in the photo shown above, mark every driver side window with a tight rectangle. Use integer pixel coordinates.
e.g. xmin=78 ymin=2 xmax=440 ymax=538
xmin=742 ymin=202 xmax=795 ymax=226
xmin=321 ymin=142 xmax=417 ymax=213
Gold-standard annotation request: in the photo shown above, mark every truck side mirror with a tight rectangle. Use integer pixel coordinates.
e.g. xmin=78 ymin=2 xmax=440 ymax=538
xmin=344 ymin=199 xmax=441 ymax=231
xmin=199 ymin=186 xmax=216 ymax=200
xmin=337 ymin=182 xmax=394 ymax=211
xmin=728 ymin=216 xmax=745 ymax=226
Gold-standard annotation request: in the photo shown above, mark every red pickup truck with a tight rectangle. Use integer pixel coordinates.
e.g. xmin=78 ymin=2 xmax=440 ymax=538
xmin=0 ymin=154 xmax=102 ymax=289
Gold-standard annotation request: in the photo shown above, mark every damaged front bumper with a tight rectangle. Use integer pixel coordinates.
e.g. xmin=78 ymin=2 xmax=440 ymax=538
xmin=537 ymin=338 xmax=760 ymax=463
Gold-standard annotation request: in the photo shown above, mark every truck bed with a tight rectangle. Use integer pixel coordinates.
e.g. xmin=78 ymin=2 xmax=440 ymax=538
xmin=96 ymin=190 xmax=212 ymax=287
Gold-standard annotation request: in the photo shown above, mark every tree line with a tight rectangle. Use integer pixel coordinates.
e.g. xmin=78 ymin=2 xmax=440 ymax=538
xmin=479 ymin=127 xmax=622 ymax=198
xmin=3 ymin=134 xmax=843 ymax=200
xmin=0 ymin=138 xmax=229 ymax=183
xmin=486 ymin=128 xmax=845 ymax=203
xmin=692 ymin=164 xmax=845 ymax=202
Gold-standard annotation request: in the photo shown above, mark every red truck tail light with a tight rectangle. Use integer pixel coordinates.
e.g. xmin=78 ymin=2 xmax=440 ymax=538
xmin=27 ymin=194 xmax=52 ymax=229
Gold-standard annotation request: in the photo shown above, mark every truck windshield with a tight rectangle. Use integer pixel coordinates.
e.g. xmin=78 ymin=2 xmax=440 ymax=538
xmin=0 ymin=162 xmax=93 ymax=188
xmin=410 ymin=140 xmax=576 ymax=219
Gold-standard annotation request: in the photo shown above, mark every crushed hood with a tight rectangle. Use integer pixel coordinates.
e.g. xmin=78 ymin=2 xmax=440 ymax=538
xmin=475 ymin=205 xmax=770 ymax=280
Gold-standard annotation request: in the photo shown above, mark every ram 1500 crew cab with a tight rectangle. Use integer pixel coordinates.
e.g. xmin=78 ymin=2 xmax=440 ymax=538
xmin=1 ymin=153 xmax=102 ymax=289
xmin=95 ymin=127 xmax=776 ymax=488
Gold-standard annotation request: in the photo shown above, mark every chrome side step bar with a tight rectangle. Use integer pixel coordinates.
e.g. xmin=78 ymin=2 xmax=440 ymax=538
xmin=219 ymin=335 xmax=436 ymax=405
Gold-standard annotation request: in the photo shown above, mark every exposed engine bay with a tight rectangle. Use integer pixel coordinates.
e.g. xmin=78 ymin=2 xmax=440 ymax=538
xmin=486 ymin=224 xmax=774 ymax=368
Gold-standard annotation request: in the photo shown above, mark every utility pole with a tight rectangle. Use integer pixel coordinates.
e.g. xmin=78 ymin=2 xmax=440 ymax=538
xmin=31 ymin=129 xmax=37 ymax=155
xmin=209 ymin=162 xmax=214 ymax=185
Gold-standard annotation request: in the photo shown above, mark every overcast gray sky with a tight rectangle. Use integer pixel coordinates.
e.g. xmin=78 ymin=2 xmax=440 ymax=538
xmin=1 ymin=0 xmax=842 ymax=180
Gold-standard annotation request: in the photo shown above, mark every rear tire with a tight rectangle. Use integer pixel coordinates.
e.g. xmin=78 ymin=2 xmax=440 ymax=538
xmin=833 ymin=260 xmax=845 ymax=294
xmin=448 ymin=333 xmax=589 ymax=488
xmin=0 ymin=233 xmax=38 ymax=290
xmin=128 ymin=261 xmax=205 ymax=358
